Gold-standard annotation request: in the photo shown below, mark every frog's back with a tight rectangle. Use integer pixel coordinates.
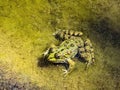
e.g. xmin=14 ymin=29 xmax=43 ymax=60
xmin=56 ymin=37 xmax=84 ymax=59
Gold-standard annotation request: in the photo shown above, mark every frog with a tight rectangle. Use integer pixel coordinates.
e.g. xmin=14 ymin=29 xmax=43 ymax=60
xmin=43 ymin=30 xmax=95 ymax=75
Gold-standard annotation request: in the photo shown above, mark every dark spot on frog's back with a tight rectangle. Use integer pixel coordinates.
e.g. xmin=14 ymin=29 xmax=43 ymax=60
xmin=61 ymin=48 xmax=64 ymax=51
xmin=70 ymin=43 xmax=74 ymax=47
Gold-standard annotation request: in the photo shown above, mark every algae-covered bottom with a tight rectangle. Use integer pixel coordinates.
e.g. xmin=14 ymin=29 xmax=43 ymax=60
xmin=0 ymin=0 xmax=120 ymax=90
xmin=0 ymin=28 xmax=120 ymax=90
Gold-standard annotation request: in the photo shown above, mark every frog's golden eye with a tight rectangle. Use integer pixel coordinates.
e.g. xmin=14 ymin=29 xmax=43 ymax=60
xmin=49 ymin=48 xmax=54 ymax=53
xmin=54 ymin=53 xmax=60 ymax=59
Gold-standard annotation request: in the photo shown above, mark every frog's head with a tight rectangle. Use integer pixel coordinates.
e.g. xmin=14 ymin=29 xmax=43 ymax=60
xmin=47 ymin=52 xmax=60 ymax=63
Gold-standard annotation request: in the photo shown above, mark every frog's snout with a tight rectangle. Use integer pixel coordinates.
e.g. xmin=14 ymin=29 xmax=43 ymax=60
xmin=47 ymin=53 xmax=57 ymax=62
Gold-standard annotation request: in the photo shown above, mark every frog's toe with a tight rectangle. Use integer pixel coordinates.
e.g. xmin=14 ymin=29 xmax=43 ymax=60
xmin=62 ymin=69 xmax=68 ymax=73
xmin=62 ymin=69 xmax=68 ymax=76
xmin=43 ymin=52 xmax=47 ymax=57
xmin=43 ymin=50 xmax=49 ymax=56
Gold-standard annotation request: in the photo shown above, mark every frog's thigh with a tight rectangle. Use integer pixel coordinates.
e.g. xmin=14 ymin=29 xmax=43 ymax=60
xmin=67 ymin=59 xmax=75 ymax=73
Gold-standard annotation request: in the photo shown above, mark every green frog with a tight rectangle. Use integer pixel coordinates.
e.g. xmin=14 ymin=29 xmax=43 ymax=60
xmin=43 ymin=30 xmax=95 ymax=76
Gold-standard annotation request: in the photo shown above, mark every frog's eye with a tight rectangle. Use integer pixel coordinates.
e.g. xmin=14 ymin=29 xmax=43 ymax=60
xmin=54 ymin=53 xmax=60 ymax=59
xmin=49 ymin=48 xmax=55 ymax=53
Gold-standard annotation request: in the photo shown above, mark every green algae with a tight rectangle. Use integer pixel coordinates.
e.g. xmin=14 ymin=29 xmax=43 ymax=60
xmin=0 ymin=0 xmax=120 ymax=90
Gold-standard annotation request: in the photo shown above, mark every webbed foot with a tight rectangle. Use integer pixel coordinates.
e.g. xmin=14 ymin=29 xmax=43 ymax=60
xmin=62 ymin=69 xmax=68 ymax=77
xmin=62 ymin=59 xmax=76 ymax=77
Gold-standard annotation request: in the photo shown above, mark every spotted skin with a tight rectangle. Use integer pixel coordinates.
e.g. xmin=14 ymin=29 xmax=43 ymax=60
xmin=43 ymin=30 xmax=95 ymax=75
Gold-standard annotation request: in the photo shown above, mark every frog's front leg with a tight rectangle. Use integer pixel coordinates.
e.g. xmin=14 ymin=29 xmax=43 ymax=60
xmin=43 ymin=48 xmax=50 ymax=57
xmin=62 ymin=59 xmax=75 ymax=76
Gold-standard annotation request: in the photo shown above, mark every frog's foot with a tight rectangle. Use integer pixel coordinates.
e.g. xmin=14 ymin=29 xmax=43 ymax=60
xmin=85 ymin=62 xmax=89 ymax=70
xmin=62 ymin=59 xmax=75 ymax=77
xmin=84 ymin=61 xmax=93 ymax=70
xmin=62 ymin=69 xmax=68 ymax=77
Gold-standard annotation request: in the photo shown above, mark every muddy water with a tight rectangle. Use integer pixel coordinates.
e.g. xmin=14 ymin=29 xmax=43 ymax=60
xmin=0 ymin=0 xmax=120 ymax=90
